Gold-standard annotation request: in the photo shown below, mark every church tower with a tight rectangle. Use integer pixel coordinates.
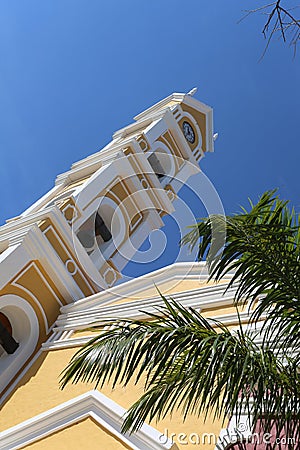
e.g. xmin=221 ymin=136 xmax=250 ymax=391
xmin=0 ymin=91 xmax=214 ymax=401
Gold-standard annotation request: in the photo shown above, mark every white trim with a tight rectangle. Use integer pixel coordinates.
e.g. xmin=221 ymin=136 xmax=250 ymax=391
xmin=133 ymin=93 xmax=186 ymax=122
xmin=61 ymin=261 xmax=235 ymax=313
xmin=112 ymin=117 xmax=154 ymax=140
xmin=11 ymin=261 xmax=57 ymax=334
xmin=0 ymin=206 xmax=62 ymax=240
xmin=0 ymin=208 xmax=102 ymax=300
xmin=54 ymin=281 xmax=238 ymax=331
xmin=0 ymin=295 xmax=39 ymax=394
xmin=0 ymin=390 xmax=174 ymax=450
xmin=43 ymin=311 xmax=259 ymax=351
xmin=24 ymin=225 xmax=85 ymax=301
xmin=55 ymin=159 xmax=104 ymax=187
xmin=42 ymin=224 xmax=94 ymax=297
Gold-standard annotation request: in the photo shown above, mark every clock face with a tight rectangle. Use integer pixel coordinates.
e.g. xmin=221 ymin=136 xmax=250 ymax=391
xmin=182 ymin=121 xmax=195 ymax=144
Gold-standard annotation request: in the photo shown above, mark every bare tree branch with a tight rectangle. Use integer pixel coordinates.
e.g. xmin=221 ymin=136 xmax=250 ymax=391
xmin=239 ymin=1 xmax=300 ymax=57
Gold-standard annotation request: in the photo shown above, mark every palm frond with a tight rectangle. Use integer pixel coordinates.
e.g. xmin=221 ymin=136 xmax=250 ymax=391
xmin=182 ymin=190 xmax=300 ymax=352
xmin=61 ymin=191 xmax=300 ymax=443
xmin=60 ymin=297 xmax=300 ymax=439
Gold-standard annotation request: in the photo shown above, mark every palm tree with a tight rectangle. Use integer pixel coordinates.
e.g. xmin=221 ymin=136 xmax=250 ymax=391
xmin=60 ymin=191 xmax=300 ymax=447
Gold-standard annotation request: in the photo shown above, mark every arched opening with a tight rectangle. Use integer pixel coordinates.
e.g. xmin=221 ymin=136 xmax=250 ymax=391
xmin=95 ymin=213 xmax=112 ymax=243
xmin=0 ymin=313 xmax=19 ymax=355
xmin=148 ymin=152 xmax=165 ymax=179
xmin=77 ymin=212 xmax=112 ymax=255
xmin=75 ymin=196 xmax=126 ymax=278
xmin=0 ymin=313 xmax=12 ymax=334
xmin=0 ymin=296 xmax=39 ymax=393
xmin=147 ymin=147 xmax=175 ymax=184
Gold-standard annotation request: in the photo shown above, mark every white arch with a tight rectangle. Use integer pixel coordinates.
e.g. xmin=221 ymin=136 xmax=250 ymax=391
xmin=91 ymin=195 xmax=127 ymax=264
xmin=0 ymin=295 xmax=39 ymax=393
xmin=73 ymin=194 xmax=127 ymax=274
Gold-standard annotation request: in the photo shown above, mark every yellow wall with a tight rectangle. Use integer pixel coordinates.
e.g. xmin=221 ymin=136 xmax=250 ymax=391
xmin=0 ymin=277 xmax=239 ymax=449
xmin=0 ymin=347 xmax=225 ymax=449
xmin=24 ymin=417 xmax=131 ymax=450
xmin=111 ymin=279 xmax=229 ymax=304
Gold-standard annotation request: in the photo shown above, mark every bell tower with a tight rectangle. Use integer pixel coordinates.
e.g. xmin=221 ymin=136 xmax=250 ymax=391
xmin=0 ymin=91 xmax=214 ymax=398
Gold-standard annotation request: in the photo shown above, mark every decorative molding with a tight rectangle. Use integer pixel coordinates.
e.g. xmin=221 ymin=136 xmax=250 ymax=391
xmin=43 ymin=310 xmax=258 ymax=351
xmin=60 ymin=198 xmax=81 ymax=225
xmin=0 ymin=206 xmax=62 ymax=241
xmin=0 ymin=207 xmax=103 ymax=299
xmin=61 ymin=262 xmax=235 ymax=314
xmin=0 ymin=390 xmax=175 ymax=450
xmin=11 ymin=261 xmax=64 ymax=333
xmin=133 ymin=93 xmax=186 ymax=122
xmin=23 ymin=225 xmax=86 ymax=301
xmin=42 ymin=223 xmax=95 ymax=297
xmin=54 ymin=283 xmax=239 ymax=332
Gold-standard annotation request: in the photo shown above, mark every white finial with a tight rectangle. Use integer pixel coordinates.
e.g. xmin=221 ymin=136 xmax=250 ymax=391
xmin=213 ymin=133 xmax=219 ymax=141
xmin=187 ymin=87 xmax=197 ymax=96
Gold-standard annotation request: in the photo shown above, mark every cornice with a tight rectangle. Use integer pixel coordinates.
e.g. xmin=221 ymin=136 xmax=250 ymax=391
xmin=55 ymin=281 xmax=238 ymax=331
xmin=0 ymin=206 xmax=60 ymax=240
xmin=134 ymin=93 xmax=186 ymax=121
xmin=61 ymin=262 xmax=235 ymax=313
xmin=43 ymin=310 xmax=256 ymax=351
xmin=0 ymin=390 xmax=174 ymax=450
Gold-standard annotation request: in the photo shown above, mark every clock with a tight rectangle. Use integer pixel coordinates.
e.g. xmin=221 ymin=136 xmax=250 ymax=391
xmin=182 ymin=121 xmax=195 ymax=144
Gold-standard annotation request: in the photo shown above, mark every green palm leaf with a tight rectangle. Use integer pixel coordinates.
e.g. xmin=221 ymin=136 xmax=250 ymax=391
xmin=182 ymin=190 xmax=300 ymax=353
xmin=60 ymin=297 xmax=300 ymax=441
xmin=61 ymin=191 xmax=300 ymax=446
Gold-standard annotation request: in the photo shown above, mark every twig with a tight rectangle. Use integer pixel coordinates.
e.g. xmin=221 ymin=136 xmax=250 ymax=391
xmin=239 ymin=1 xmax=300 ymax=58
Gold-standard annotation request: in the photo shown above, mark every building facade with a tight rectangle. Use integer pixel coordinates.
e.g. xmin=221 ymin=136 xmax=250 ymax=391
xmin=0 ymin=92 xmax=242 ymax=449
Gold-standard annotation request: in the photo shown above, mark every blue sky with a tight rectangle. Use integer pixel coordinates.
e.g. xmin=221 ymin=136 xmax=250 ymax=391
xmin=0 ymin=1 xmax=299 ymax=277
